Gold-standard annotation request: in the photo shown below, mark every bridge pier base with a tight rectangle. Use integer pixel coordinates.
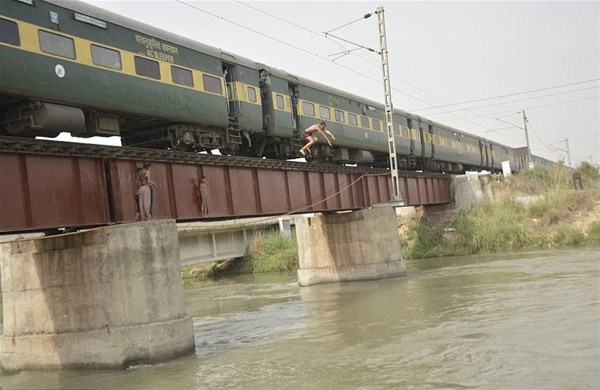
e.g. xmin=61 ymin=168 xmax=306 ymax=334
xmin=296 ymin=208 xmax=406 ymax=286
xmin=0 ymin=220 xmax=194 ymax=371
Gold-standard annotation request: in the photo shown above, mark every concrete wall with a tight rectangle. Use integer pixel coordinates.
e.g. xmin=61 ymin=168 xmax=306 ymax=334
xmin=0 ymin=220 xmax=194 ymax=371
xmin=452 ymin=172 xmax=497 ymax=211
xmin=296 ymin=208 xmax=406 ymax=286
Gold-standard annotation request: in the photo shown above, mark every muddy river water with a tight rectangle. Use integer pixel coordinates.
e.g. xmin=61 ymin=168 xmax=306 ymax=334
xmin=1 ymin=248 xmax=598 ymax=389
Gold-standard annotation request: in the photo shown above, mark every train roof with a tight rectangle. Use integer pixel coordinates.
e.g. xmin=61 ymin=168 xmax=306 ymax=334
xmin=45 ymin=0 xmax=259 ymax=69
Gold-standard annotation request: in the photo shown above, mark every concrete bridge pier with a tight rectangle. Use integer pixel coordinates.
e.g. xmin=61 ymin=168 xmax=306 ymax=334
xmin=0 ymin=220 xmax=194 ymax=371
xmin=296 ymin=207 xmax=406 ymax=286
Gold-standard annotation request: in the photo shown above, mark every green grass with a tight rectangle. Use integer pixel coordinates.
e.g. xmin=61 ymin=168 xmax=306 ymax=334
xmin=238 ymin=231 xmax=299 ymax=274
xmin=454 ymin=198 xmax=544 ymax=254
xmin=553 ymin=223 xmax=585 ymax=246
xmin=587 ymin=220 xmax=600 ymax=243
xmin=403 ymin=163 xmax=600 ymax=259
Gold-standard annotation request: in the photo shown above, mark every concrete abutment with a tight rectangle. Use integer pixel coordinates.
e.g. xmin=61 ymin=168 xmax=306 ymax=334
xmin=0 ymin=220 xmax=194 ymax=371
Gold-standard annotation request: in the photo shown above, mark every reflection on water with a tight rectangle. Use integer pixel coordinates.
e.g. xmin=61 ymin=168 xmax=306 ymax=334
xmin=1 ymin=248 xmax=599 ymax=389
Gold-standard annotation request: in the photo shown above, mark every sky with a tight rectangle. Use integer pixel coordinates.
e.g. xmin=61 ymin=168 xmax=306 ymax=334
xmin=74 ymin=0 xmax=599 ymax=167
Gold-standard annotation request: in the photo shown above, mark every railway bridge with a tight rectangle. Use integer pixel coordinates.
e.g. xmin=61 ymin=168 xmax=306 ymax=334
xmin=0 ymin=136 xmax=454 ymax=371
xmin=0 ymin=136 xmax=451 ymax=234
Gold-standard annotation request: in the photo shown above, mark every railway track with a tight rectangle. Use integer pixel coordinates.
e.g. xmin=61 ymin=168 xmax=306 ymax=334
xmin=0 ymin=135 xmax=449 ymax=179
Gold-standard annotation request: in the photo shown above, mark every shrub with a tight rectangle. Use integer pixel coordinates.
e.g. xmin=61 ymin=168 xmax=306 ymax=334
xmin=527 ymin=196 xmax=551 ymax=218
xmin=240 ymin=231 xmax=299 ymax=273
xmin=454 ymin=199 xmax=543 ymax=253
xmin=587 ymin=220 xmax=600 ymax=243
xmin=576 ymin=161 xmax=599 ymax=183
xmin=404 ymin=222 xmax=448 ymax=259
xmin=553 ymin=223 xmax=585 ymax=246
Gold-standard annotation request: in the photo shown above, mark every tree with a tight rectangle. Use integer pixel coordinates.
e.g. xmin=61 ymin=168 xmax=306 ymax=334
xmin=576 ymin=161 xmax=599 ymax=182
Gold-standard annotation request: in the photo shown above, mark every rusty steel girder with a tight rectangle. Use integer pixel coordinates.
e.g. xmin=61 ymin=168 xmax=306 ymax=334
xmin=0 ymin=149 xmax=451 ymax=233
xmin=0 ymin=152 xmax=110 ymax=233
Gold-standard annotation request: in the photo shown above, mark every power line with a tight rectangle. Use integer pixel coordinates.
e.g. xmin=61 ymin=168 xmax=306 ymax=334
xmin=410 ymin=79 xmax=600 ymax=112
xmin=230 ymin=1 xmax=499 ymax=128
xmin=426 ymin=86 xmax=598 ymax=116
xmin=172 ymin=0 xmax=590 ymax=146
xmin=323 ymin=31 xmax=380 ymax=54
xmin=324 ymin=13 xmax=374 ymax=34
xmin=230 ymin=1 xmax=506 ymax=133
xmin=437 ymin=95 xmax=600 ymax=122
xmin=173 ymin=0 xmax=384 ymax=86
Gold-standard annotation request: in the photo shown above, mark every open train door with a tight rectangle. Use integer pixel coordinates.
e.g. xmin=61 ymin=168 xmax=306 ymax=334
xmin=479 ymin=139 xmax=487 ymax=170
xmin=223 ymin=63 xmax=239 ymax=122
xmin=289 ymin=83 xmax=301 ymax=134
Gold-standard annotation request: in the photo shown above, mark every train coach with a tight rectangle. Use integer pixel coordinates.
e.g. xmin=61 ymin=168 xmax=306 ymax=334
xmin=0 ymin=0 xmax=549 ymax=173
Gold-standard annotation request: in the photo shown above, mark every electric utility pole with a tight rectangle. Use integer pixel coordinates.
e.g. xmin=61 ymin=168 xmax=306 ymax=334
xmin=550 ymin=138 xmax=572 ymax=167
xmin=376 ymin=6 xmax=402 ymax=203
xmin=522 ymin=110 xmax=533 ymax=169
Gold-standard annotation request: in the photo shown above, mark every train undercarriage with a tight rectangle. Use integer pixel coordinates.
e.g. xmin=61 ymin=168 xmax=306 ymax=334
xmin=0 ymin=97 xmax=471 ymax=172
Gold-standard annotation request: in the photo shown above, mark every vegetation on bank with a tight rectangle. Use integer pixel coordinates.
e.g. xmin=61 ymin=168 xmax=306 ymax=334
xmin=182 ymin=230 xmax=298 ymax=282
xmin=402 ymin=162 xmax=600 ymax=259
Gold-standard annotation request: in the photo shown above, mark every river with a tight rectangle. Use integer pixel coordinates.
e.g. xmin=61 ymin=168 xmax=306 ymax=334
xmin=1 ymin=248 xmax=598 ymax=389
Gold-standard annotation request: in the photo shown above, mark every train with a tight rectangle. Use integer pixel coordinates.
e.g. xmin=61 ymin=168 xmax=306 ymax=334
xmin=0 ymin=0 xmax=556 ymax=173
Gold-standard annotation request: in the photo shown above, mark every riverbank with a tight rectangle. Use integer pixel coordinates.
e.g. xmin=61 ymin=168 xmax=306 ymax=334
xmin=402 ymin=164 xmax=600 ymax=258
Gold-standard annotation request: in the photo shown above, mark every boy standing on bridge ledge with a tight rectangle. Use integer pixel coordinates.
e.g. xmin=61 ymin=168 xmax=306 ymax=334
xmin=135 ymin=161 xmax=157 ymax=221
xmin=299 ymin=122 xmax=335 ymax=157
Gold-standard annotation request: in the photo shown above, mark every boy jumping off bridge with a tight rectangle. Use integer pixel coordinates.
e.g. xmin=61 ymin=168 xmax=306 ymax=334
xmin=299 ymin=122 xmax=335 ymax=157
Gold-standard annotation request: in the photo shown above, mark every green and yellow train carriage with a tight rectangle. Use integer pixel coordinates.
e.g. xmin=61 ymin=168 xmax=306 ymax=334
xmin=259 ymin=63 xmax=419 ymax=166
xmin=0 ymin=0 xmax=551 ymax=173
xmin=0 ymin=0 xmax=264 ymax=152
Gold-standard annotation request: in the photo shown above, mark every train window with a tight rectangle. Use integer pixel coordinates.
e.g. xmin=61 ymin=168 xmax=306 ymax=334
xmin=91 ymin=44 xmax=121 ymax=70
xmin=424 ymin=133 xmax=431 ymax=143
xmin=203 ymin=74 xmax=222 ymax=94
xmin=247 ymin=86 xmax=257 ymax=102
xmin=372 ymin=119 xmax=380 ymax=131
xmin=134 ymin=56 xmax=160 ymax=80
xmin=402 ymin=127 xmax=409 ymax=137
xmin=360 ymin=116 xmax=369 ymax=129
xmin=171 ymin=66 xmax=193 ymax=87
xmin=276 ymin=94 xmax=284 ymax=109
xmin=39 ymin=30 xmax=75 ymax=59
xmin=302 ymin=102 xmax=315 ymax=116
xmin=348 ymin=113 xmax=358 ymax=126
xmin=335 ymin=109 xmax=344 ymax=123
xmin=393 ymin=125 xmax=400 ymax=136
xmin=319 ymin=106 xmax=330 ymax=120
xmin=0 ymin=18 xmax=20 ymax=46
xmin=433 ymin=135 xmax=441 ymax=145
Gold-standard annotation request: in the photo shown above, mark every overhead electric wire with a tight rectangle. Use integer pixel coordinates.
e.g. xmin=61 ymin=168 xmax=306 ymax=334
xmin=410 ymin=78 xmax=600 ymax=112
xmin=173 ymin=0 xmax=591 ymax=152
xmin=438 ymin=95 xmax=600 ymax=122
xmin=229 ymin=1 xmax=502 ymax=133
xmin=324 ymin=13 xmax=373 ymax=34
xmin=424 ymin=86 xmax=599 ymax=115
xmin=173 ymin=0 xmax=384 ymax=87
